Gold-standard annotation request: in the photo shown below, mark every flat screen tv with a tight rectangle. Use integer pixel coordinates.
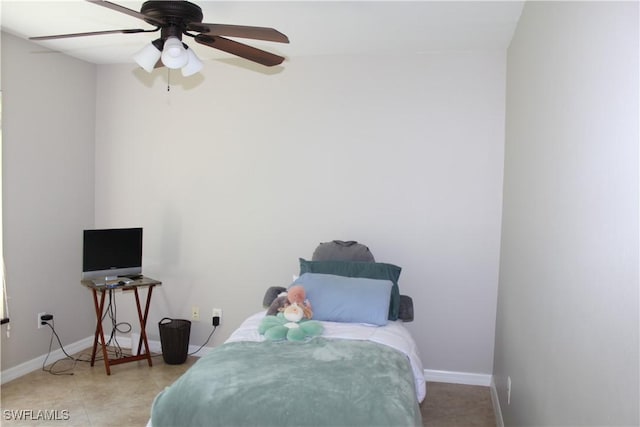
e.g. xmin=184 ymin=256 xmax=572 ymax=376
xmin=82 ymin=227 xmax=143 ymax=284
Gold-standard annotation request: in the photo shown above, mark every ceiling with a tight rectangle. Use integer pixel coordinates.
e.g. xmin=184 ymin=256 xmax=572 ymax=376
xmin=1 ymin=1 xmax=524 ymax=66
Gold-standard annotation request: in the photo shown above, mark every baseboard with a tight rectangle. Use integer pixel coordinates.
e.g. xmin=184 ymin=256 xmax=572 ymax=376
xmin=1 ymin=336 xmax=94 ymax=385
xmin=490 ymin=376 xmax=505 ymax=427
xmin=423 ymin=369 xmax=493 ymax=386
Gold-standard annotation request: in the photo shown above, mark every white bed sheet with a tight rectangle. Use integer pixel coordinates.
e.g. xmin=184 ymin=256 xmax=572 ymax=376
xmin=227 ymin=310 xmax=427 ymax=402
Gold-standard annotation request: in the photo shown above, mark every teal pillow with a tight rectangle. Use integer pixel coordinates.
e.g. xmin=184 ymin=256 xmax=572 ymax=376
xmin=299 ymin=258 xmax=401 ymax=320
xmin=294 ymin=273 xmax=392 ymax=326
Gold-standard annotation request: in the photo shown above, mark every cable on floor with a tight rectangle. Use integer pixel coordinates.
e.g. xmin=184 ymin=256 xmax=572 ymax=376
xmin=188 ymin=325 xmax=217 ymax=356
xmin=40 ymin=313 xmax=218 ymax=374
xmin=42 ymin=320 xmax=77 ymax=376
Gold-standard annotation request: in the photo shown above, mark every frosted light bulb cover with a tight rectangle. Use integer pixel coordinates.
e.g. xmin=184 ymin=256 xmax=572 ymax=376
xmin=182 ymin=48 xmax=204 ymax=77
xmin=161 ymin=37 xmax=188 ymax=69
xmin=133 ymin=43 xmax=161 ymax=73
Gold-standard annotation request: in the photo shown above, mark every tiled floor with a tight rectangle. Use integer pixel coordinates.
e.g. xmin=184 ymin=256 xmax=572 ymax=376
xmin=1 ymin=349 xmax=195 ymax=427
xmin=1 ymin=348 xmax=496 ymax=426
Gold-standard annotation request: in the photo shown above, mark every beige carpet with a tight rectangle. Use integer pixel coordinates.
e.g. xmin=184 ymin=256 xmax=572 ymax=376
xmin=421 ymin=382 xmax=496 ymax=427
xmin=1 ymin=348 xmax=495 ymax=426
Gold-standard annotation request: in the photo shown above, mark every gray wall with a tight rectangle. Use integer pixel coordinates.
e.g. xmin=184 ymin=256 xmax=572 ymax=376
xmin=0 ymin=33 xmax=96 ymax=369
xmin=494 ymin=2 xmax=639 ymax=425
xmin=1 ymin=32 xmax=506 ymax=377
xmin=93 ymin=50 xmax=506 ymax=376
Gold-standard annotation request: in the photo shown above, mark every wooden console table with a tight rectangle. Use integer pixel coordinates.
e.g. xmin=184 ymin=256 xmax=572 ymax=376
xmin=81 ymin=276 xmax=162 ymax=375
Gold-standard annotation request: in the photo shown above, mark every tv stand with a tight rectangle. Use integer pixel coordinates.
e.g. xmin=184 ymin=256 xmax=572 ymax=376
xmin=81 ymin=276 xmax=162 ymax=375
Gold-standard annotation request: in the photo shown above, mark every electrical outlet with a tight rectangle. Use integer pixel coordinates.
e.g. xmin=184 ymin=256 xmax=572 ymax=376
xmin=212 ymin=308 xmax=222 ymax=326
xmin=507 ymin=376 xmax=512 ymax=405
xmin=192 ymin=306 xmax=200 ymax=321
xmin=37 ymin=312 xmax=47 ymax=329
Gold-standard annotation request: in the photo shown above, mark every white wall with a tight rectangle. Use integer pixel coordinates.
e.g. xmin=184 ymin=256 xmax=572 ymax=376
xmin=0 ymin=32 xmax=97 ymax=370
xmin=94 ymin=51 xmax=506 ymax=375
xmin=494 ymin=2 xmax=639 ymax=425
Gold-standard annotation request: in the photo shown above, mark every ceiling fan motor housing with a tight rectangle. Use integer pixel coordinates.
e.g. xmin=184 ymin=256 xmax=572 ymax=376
xmin=141 ymin=1 xmax=204 ymax=40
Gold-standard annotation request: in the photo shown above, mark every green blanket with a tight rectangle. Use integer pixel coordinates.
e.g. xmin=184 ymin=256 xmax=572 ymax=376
xmin=151 ymin=338 xmax=422 ymax=427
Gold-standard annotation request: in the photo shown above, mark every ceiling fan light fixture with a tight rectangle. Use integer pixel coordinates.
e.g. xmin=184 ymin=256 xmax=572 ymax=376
xmin=181 ymin=47 xmax=203 ymax=77
xmin=161 ymin=36 xmax=189 ymax=69
xmin=133 ymin=41 xmax=161 ymax=73
xmin=30 ymin=1 xmax=289 ymax=73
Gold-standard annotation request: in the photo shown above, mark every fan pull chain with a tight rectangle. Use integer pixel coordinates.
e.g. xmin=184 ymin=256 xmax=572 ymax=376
xmin=167 ymin=69 xmax=171 ymax=92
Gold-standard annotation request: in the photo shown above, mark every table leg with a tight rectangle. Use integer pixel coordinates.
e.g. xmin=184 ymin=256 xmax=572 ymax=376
xmin=91 ymin=288 xmax=111 ymax=375
xmin=134 ymin=285 xmax=154 ymax=366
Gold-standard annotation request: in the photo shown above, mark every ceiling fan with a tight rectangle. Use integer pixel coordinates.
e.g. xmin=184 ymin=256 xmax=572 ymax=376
xmin=30 ymin=0 xmax=290 ymax=76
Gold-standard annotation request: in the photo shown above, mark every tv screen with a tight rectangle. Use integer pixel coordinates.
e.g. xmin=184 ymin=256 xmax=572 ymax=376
xmin=82 ymin=228 xmax=143 ymax=283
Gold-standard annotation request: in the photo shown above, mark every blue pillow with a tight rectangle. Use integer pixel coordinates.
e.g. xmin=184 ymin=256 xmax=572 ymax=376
xmin=299 ymin=258 xmax=401 ymax=320
xmin=293 ymin=273 xmax=392 ymax=326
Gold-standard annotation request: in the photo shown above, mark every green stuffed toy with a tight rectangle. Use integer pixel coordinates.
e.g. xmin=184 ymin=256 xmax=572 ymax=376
xmin=259 ymin=303 xmax=323 ymax=342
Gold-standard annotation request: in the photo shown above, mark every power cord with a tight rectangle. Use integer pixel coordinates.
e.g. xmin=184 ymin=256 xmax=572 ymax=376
xmin=188 ymin=325 xmax=217 ymax=356
xmin=101 ymin=289 xmax=133 ymax=359
xmin=40 ymin=315 xmax=218 ymax=374
xmin=40 ymin=318 xmax=162 ymax=375
xmin=41 ymin=320 xmax=77 ymax=376
xmin=147 ymin=324 xmax=218 ymax=358
xmin=40 ymin=291 xmax=138 ymax=376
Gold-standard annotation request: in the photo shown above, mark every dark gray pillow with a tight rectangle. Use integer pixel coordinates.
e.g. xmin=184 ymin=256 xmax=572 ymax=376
xmin=311 ymin=240 xmax=375 ymax=262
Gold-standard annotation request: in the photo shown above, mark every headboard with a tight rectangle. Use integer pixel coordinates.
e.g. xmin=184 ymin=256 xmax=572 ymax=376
xmin=263 ymin=240 xmax=414 ymax=322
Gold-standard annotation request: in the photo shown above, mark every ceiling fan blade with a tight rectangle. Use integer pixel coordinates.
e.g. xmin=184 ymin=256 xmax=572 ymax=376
xmin=195 ymin=35 xmax=285 ymax=67
xmin=30 ymin=28 xmax=151 ymax=41
xmin=86 ymin=0 xmax=165 ymax=26
xmin=188 ymin=23 xmax=289 ymax=44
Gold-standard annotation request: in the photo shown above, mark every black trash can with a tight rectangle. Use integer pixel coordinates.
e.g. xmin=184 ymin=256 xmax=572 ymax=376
xmin=158 ymin=318 xmax=191 ymax=365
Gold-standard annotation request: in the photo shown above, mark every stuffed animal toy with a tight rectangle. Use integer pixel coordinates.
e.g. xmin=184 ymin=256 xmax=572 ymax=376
xmin=287 ymin=285 xmax=313 ymax=319
xmin=266 ymin=285 xmax=313 ymax=319
xmin=259 ymin=303 xmax=323 ymax=342
xmin=265 ymin=293 xmax=288 ymax=316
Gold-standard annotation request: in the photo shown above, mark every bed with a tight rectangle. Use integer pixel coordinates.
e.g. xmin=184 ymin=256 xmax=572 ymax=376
xmin=150 ymin=241 xmax=426 ymax=427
